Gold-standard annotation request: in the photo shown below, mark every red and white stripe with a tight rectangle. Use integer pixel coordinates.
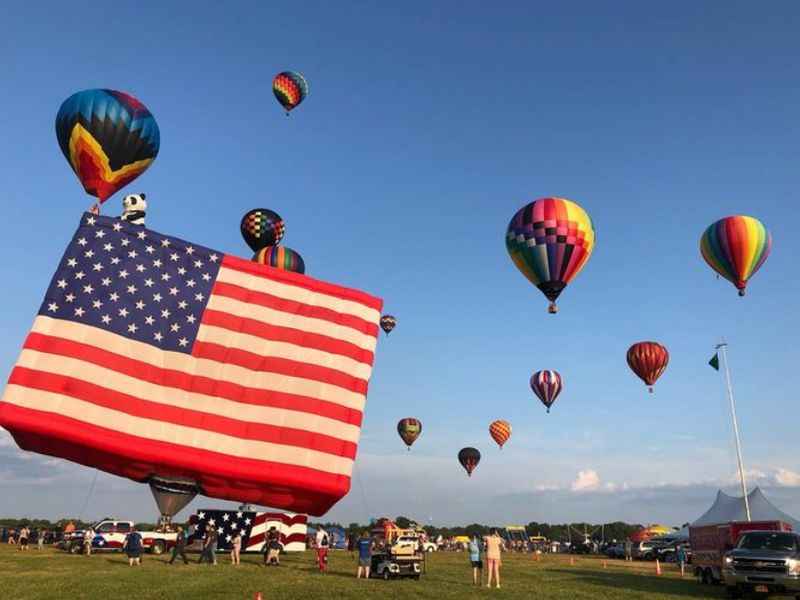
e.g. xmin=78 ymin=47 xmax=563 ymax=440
xmin=0 ymin=255 xmax=382 ymax=516
xmin=245 ymin=512 xmax=308 ymax=552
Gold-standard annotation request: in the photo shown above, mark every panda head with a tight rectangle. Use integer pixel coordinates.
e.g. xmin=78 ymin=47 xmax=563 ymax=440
xmin=123 ymin=193 xmax=147 ymax=213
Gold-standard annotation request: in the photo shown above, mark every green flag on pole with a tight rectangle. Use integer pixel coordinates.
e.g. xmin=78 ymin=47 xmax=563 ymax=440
xmin=709 ymin=353 xmax=720 ymax=371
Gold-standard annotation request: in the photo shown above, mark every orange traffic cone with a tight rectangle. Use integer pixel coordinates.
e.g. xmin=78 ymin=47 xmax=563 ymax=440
xmin=655 ymin=560 xmax=662 ymax=576
xmin=569 ymin=556 xmax=575 ymax=566
xmin=255 ymin=593 xmax=263 ymax=600
xmin=535 ymin=552 xmax=540 ymax=562
xmin=603 ymin=560 xmax=607 ymax=569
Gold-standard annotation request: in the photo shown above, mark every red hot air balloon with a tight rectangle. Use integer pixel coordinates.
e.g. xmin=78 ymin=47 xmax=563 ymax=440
xmin=489 ymin=420 xmax=511 ymax=449
xmin=530 ymin=370 xmax=563 ymax=413
xmin=458 ymin=447 xmax=481 ymax=477
xmin=627 ymin=341 xmax=669 ymax=393
xmin=397 ymin=418 xmax=422 ymax=450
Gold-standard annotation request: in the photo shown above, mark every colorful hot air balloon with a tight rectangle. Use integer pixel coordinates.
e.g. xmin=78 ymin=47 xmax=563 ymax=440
xmin=397 ymin=418 xmax=422 ymax=450
xmin=241 ymin=209 xmax=285 ymax=252
xmin=506 ymin=197 xmax=595 ymax=313
xmin=380 ymin=315 xmax=397 ymax=335
xmin=489 ymin=420 xmax=511 ymax=449
xmin=700 ymin=216 xmax=772 ymax=297
xmin=273 ymin=71 xmax=309 ymax=114
xmin=458 ymin=447 xmax=481 ymax=477
xmin=627 ymin=341 xmax=669 ymax=393
xmin=55 ymin=89 xmax=160 ymax=206
xmin=530 ymin=370 xmax=563 ymax=413
xmin=253 ymin=246 xmax=306 ymax=274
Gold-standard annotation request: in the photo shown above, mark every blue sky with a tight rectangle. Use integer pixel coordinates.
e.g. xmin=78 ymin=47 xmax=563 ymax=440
xmin=1 ymin=1 xmax=799 ymax=526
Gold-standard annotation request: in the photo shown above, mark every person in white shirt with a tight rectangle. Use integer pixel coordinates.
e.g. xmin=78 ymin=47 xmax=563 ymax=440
xmin=315 ymin=527 xmax=327 ymax=548
xmin=83 ymin=528 xmax=94 ymax=556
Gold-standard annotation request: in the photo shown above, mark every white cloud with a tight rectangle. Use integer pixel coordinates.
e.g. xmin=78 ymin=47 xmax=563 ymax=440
xmin=775 ymin=468 xmax=800 ymax=487
xmin=571 ymin=469 xmax=601 ymax=492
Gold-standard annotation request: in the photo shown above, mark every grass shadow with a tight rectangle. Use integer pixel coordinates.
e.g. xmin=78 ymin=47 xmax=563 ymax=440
xmin=548 ymin=568 xmax=724 ymax=598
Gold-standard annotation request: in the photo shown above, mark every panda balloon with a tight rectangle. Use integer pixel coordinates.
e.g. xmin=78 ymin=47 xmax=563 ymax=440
xmin=121 ymin=193 xmax=147 ymax=226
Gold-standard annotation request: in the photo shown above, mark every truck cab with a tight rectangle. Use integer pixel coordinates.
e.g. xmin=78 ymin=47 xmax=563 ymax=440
xmin=723 ymin=531 xmax=800 ymax=598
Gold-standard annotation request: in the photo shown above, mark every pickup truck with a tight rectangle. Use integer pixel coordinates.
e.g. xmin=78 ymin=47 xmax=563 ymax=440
xmin=395 ymin=534 xmax=437 ymax=553
xmin=62 ymin=519 xmax=177 ymax=555
xmin=723 ymin=530 xmax=800 ymax=598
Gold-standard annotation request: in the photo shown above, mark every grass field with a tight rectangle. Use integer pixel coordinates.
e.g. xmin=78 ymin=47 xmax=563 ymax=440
xmin=0 ymin=545 xmax=725 ymax=599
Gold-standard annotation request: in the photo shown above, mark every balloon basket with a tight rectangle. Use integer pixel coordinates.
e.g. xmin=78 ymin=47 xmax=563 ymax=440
xmin=738 ymin=289 xmax=746 ymax=297
xmin=548 ymin=303 xmax=558 ymax=314
xmin=648 ymin=387 xmax=653 ymax=394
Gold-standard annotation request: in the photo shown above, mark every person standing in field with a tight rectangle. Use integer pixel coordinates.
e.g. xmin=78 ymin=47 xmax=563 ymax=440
xmin=624 ymin=537 xmax=633 ymax=562
xmin=316 ymin=531 xmax=329 ymax=573
xmin=468 ymin=534 xmax=483 ymax=586
xmin=356 ymin=532 xmax=372 ymax=579
xmin=484 ymin=529 xmax=503 ymax=589
xmin=676 ymin=544 xmax=687 ymax=577
xmin=169 ymin=526 xmax=189 ymax=565
xmin=230 ymin=530 xmax=242 ymax=565
xmin=123 ymin=528 xmax=143 ymax=566
xmin=18 ymin=526 xmax=29 ymax=551
xmin=83 ymin=527 xmax=94 ymax=556
xmin=264 ymin=527 xmax=281 ymax=566
xmin=37 ymin=529 xmax=46 ymax=550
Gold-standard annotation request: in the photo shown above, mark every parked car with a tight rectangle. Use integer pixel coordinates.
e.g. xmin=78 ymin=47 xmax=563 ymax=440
xmin=633 ymin=540 xmax=665 ymax=560
xmin=605 ymin=543 xmax=626 ymax=559
xmin=657 ymin=541 xmax=692 ymax=564
xmin=722 ymin=530 xmax=800 ymax=598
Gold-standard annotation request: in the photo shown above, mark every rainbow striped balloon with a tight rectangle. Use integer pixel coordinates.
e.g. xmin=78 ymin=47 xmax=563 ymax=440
xmin=700 ymin=216 xmax=771 ymax=296
xmin=253 ymin=246 xmax=305 ymax=274
xmin=506 ymin=197 xmax=595 ymax=313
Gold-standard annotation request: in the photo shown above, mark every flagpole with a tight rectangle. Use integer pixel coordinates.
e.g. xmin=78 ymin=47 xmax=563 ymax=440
xmin=717 ymin=342 xmax=751 ymax=521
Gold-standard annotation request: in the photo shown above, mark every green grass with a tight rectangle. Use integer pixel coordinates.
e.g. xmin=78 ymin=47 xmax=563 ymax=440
xmin=0 ymin=545 xmax=724 ymax=599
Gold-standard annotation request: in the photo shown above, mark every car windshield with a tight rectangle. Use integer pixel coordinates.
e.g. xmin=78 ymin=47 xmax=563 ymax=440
xmin=737 ymin=532 xmax=797 ymax=552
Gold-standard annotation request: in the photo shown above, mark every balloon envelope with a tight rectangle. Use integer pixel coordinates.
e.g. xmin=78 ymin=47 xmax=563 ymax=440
xmin=627 ymin=341 xmax=669 ymax=392
xmin=253 ymin=246 xmax=305 ymax=274
xmin=380 ymin=315 xmax=397 ymax=335
xmin=397 ymin=418 xmax=422 ymax=449
xmin=458 ymin=447 xmax=481 ymax=476
xmin=273 ymin=71 xmax=309 ymax=113
xmin=489 ymin=420 xmax=511 ymax=448
xmin=506 ymin=197 xmax=595 ymax=312
xmin=241 ymin=209 xmax=285 ymax=252
xmin=530 ymin=370 xmax=563 ymax=413
xmin=55 ymin=89 xmax=160 ymax=203
xmin=700 ymin=215 xmax=772 ymax=296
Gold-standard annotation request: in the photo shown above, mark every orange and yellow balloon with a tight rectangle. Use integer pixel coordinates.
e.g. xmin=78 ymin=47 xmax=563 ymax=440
xmin=700 ymin=216 xmax=772 ymax=296
xmin=489 ymin=420 xmax=511 ymax=449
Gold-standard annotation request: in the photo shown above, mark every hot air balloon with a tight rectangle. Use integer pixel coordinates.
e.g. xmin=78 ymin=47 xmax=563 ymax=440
xmin=55 ymin=89 xmax=160 ymax=207
xmin=380 ymin=315 xmax=397 ymax=335
xmin=273 ymin=71 xmax=309 ymax=115
xmin=530 ymin=370 xmax=563 ymax=413
xmin=626 ymin=341 xmax=669 ymax=393
xmin=700 ymin=216 xmax=772 ymax=297
xmin=253 ymin=246 xmax=305 ymax=274
xmin=489 ymin=420 xmax=511 ymax=449
xmin=397 ymin=418 xmax=422 ymax=450
xmin=458 ymin=447 xmax=481 ymax=477
xmin=506 ymin=197 xmax=595 ymax=313
xmin=241 ymin=209 xmax=285 ymax=252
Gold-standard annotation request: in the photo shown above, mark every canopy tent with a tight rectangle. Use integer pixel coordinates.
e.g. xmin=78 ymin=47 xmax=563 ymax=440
xmin=691 ymin=487 xmax=800 ymax=529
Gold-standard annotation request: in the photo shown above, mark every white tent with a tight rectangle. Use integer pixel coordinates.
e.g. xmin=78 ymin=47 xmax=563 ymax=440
xmin=691 ymin=487 xmax=800 ymax=529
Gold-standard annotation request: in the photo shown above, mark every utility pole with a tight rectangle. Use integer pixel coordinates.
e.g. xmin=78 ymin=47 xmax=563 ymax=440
xmin=717 ymin=342 xmax=751 ymax=521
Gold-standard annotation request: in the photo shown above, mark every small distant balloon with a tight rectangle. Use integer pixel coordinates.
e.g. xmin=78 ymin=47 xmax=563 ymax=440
xmin=380 ymin=315 xmax=397 ymax=335
xmin=626 ymin=341 xmax=669 ymax=393
xmin=458 ymin=447 xmax=481 ymax=477
xmin=273 ymin=71 xmax=309 ymax=114
xmin=241 ymin=209 xmax=285 ymax=251
xmin=700 ymin=215 xmax=772 ymax=297
xmin=253 ymin=246 xmax=305 ymax=274
xmin=530 ymin=370 xmax=563 ymax=413
xmin=397 ymin=418 xmax=422 ymax=450
xmin=489 ymin=420 xmax=511 ymax=449
xmin=55 ymin=89 xmax=160 ymax=205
